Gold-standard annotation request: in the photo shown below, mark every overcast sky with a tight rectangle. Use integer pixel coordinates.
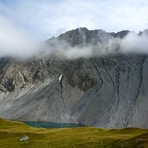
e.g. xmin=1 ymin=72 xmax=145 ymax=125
xmin=1 ymin=0 xmax=148 ymax=40
xmin=0 ymin=0 xmax=148 ymax=57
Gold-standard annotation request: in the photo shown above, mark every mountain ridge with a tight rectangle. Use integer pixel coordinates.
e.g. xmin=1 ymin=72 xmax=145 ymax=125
xmin=0 ymin=28 xmax=147 ymax=128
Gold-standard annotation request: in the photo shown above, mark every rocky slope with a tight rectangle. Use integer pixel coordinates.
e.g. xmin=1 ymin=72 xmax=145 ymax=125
xmin=0 ymin=28 xmax=147 ymax=128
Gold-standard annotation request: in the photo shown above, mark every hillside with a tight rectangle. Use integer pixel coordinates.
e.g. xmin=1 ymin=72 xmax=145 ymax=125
xmin=0 ymin=28 xmax=147 ymax=128
xmin=1 ymin=118 xmax=148 ymax=148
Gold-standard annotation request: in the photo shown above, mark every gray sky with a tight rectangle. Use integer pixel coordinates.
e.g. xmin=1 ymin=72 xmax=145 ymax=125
xmin=1 ymin=0 xmax=148 ymax=39
xmin=0 ymin=0 xmax=148 ymax=57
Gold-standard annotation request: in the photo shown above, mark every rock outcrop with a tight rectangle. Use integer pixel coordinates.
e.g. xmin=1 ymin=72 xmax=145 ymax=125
xmin=0 ymin=28 xmax=147 ymax=128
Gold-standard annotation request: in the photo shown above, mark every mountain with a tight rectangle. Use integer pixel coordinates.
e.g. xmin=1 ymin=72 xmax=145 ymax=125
xmin=0 ymin=28 xmax=147 ymax=128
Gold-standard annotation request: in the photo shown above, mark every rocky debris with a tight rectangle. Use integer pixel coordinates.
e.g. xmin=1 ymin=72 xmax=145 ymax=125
xmin=0 ymin=28 xmax=147 ymax=128
xmin=0 ymin=84 xmax=6 ymax=94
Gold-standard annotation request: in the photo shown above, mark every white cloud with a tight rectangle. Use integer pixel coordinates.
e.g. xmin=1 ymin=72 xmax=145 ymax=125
xmin=42 ymin=30 xmax=148 ymax=59
xmin=0 ymin=0 xmax=148 ymax=58
xmin=121 ymin=32 xmax=148 ymax=54
xmin=0 ymin=15 xmax=37 ymax=58
xmin=1 ymin=0 xmax=148 ymax=39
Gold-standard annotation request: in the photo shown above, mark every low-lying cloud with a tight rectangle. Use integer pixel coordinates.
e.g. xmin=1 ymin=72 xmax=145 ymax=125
xmin=0 ymin=16 xmax=38 ymax=58
xmin=0 ymin=22 xmax=148 ymax=59
xmin=0 ymin=0 xmax=148 ymax=59
xmin=121 ymin=32 xmax=148 ymax=54
xmin=41 ymin=31 xmax=148 ymax=60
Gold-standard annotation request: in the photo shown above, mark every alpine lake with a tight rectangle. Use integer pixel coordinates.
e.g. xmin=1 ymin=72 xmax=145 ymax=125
xmin=23 ymin=121 xmax=85 ymax=129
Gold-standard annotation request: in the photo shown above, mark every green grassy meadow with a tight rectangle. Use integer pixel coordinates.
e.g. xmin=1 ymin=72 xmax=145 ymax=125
xmin=0 ymin=118 xmax=148 ymax=148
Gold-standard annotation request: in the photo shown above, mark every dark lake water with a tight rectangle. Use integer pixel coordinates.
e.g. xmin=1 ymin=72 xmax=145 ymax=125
xmin=23 ymin=121 xmax=84 ymax=129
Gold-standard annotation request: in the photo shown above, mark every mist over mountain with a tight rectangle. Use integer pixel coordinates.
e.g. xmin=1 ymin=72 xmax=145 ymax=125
xmin=33 ymin=28 xmax=148 ymax=58
xmin=0 ymin=28 xmax=147 ymax=128
xmin=1 ymin=27 xmax=148 ymax=59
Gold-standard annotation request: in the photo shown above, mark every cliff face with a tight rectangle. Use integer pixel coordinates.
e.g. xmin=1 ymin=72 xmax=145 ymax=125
xmin=72 ymin=55 xmax=148 ymax=128
xmin=0 ymin=28 xmax=147 ymax=128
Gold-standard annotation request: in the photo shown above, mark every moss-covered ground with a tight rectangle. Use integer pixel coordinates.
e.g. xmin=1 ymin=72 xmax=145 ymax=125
xmin=0 ymin=118 xmax=148 ymax=148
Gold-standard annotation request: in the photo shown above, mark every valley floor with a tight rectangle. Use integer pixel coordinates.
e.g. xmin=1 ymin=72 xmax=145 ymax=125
xmin=0 ymin=118 xmax=148 ymax=148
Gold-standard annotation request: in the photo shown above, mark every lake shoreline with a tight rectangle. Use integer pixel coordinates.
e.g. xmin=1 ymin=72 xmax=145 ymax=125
xmin=22 ymin=121 xmax=85 ymax=129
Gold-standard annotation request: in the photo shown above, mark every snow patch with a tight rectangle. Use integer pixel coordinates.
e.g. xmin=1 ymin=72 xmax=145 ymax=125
xmin=58 ymin=74 xmax=63 ymax=82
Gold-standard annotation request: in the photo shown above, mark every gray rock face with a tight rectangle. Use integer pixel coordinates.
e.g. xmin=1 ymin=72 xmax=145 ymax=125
xmin=71 ymin=55 xmax=148 ymax=128
xmin=0 ymin=28 xmax=147 ymax=128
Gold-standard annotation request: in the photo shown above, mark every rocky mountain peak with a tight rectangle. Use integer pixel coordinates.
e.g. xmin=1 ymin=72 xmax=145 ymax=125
xmin=110 ymin=30 xmax=130 ymax=38
xmin=0 ymin=28 xmax=147 ymax=128
xmin=57 ymin=28 xmax=131 ymax=47
xmin=142 ymin=29 xmax=148 ymax=35
xmin=57 ymin=28 xmax=111 ymax=46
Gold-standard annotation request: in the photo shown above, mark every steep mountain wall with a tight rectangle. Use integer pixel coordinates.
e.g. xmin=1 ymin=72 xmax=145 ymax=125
xmin=0 ymin=28 xmax=147 ymax=128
